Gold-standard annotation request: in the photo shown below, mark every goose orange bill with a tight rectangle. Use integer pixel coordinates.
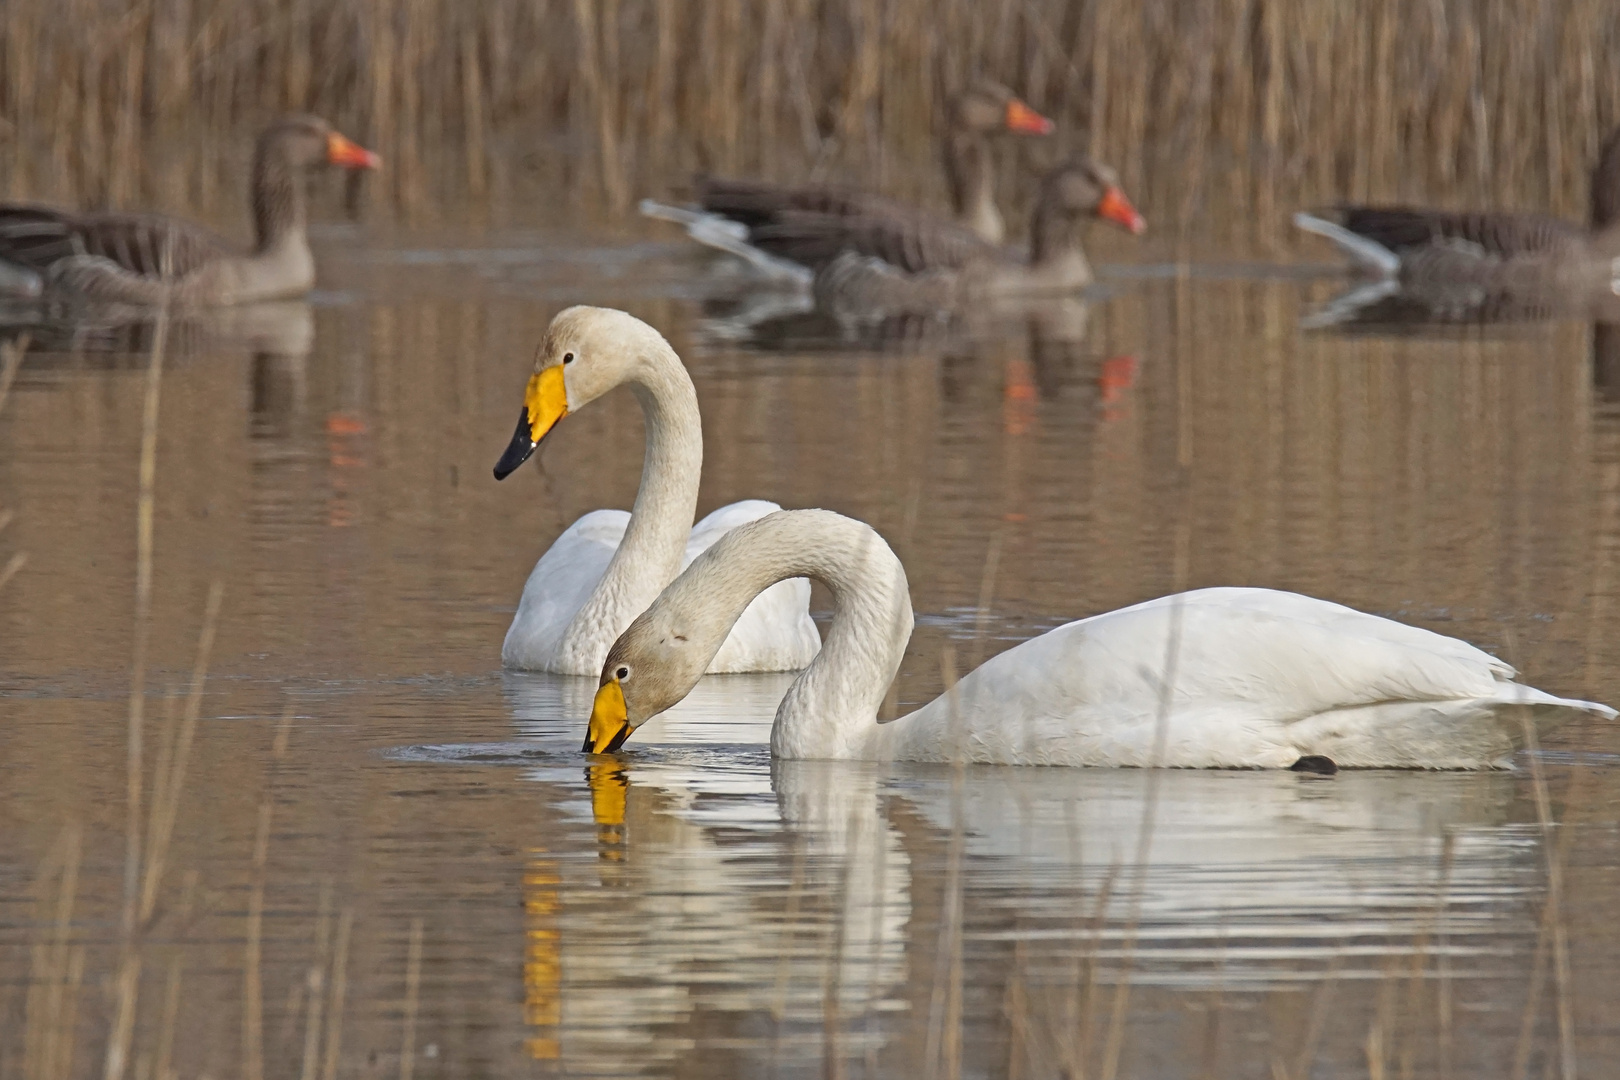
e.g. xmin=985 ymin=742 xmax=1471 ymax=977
xmin=1097 ymin=186 xmax=1146 ymax=235
xmin=327 ymin=132 xmax=382 ymax=170
xmin=494 ymin=367 xmax=568 ymax=480
xmin=1004 ymin=98 xmax=1056 ymax=136
xmin=584 ymin=679 xmax=632 ymax=754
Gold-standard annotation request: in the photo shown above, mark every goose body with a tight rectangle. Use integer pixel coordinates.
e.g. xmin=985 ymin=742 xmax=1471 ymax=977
xmin=493 ymin=307 xmax=818 ymax=677
xmin=644 ymin=81 xmax=1054 ymax=275
xmin=1295 ymin=124 xmax=1620 ymax=291
xmin=586 ymin=510 xmax=1612 ymax=768
xmin=807 ymin=158 xmax=1145 ymax=315
xmin=0 ymin=115 xmax=378 ymax=305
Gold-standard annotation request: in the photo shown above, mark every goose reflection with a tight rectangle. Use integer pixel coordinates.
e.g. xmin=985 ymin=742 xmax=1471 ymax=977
xmin=501 ymin=673 xmax=1539 ymax=1075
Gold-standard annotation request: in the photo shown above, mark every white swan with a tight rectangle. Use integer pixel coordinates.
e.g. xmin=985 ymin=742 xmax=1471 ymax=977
xmin=492 ymin=307 xmax=820 ymax=676
xmin=583 ymin=509 xmax=1614 ymax=768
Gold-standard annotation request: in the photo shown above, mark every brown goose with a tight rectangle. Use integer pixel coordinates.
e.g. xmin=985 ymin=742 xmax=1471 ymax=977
xmin=1295 ymin=125 xmax=1620 ymax=292
xmin=642 ymin=81 xmax=1053 ymax=276
xmin=803 ymin=157 xmax=1146 ymax=314
xmin=0 ymin=115 xmax=379 ymax=306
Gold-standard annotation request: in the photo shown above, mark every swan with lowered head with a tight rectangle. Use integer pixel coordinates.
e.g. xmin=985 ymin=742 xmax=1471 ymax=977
xmin=584 ymin=510 xmax=1614 ymax=768
xmin=492 ymin=307 xmax=820 ymax=676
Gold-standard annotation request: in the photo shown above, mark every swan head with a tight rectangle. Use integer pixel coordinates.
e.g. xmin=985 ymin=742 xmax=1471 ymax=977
xmin=583 ymin=597 xmax=718 ymax=753
xmin=493 ymin=306 xmax=673 ymax=480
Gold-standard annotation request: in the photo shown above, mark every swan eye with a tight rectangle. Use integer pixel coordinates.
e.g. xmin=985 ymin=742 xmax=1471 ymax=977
xmin=562 ymin=351 xmax=575 ymax=365
xmin=615 ymin=665 xmax=630 ymax=681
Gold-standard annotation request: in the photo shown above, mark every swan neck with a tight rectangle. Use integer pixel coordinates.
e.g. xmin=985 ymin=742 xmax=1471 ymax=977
xmin=568 ymin=339 xmax=703 ymax=657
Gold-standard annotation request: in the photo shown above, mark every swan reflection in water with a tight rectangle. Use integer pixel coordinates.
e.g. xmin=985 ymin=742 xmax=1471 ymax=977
xmin=501 ymin=672 xmax=1539 ymax=1074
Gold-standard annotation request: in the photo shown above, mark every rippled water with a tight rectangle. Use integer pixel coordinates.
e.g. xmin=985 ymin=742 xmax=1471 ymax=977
xmin=3 ymin=218 xmax=1620 ymax=1078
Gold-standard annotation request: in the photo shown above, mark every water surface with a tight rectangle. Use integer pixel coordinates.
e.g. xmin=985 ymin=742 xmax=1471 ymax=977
xmin=3 ymin=221 xmax=1619 ymax=1078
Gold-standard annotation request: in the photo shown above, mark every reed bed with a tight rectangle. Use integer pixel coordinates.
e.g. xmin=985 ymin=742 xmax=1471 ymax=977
xmin=4 ymin=0 xmax=1620 ymax=231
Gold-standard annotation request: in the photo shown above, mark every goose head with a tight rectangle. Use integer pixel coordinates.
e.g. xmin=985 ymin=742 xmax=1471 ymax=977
xmin=493 ymin=306 xmax=675 ymax=479
xmin=257 ymin=114 xmax=380 ymax=173
xmin=1043 ymin=158 xmax=1146 ymax=235
xmin=950 ymin=81 xmax=1055 ymax=137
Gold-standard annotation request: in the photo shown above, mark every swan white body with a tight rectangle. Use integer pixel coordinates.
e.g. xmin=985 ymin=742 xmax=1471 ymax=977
xmin=495 ymin=307 xmax=819 ymax=677
xmin=502 ymin=501 xmax=819 ymax=674
xmin=593 ymin=510 xmax=1614 ymax=768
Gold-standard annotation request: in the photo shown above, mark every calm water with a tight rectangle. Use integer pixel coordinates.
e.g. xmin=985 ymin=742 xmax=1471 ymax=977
xmin=3 ymin=216 xmax=1620 ymax=1079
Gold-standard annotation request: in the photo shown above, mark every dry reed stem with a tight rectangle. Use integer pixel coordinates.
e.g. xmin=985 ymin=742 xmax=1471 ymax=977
xmin=24 ymin=825 xmax=83 ymax=1080
xmin=819 ymin=812 xmax=857 ymax=1080
xmin=1097 ymin=595 xmax=1184 ymax=1080
xmin=923 ymin=644 xmax=964 ymax=1080
xmin=321 ymin=908 xmax=356 ymax=1080
xmin=153 ymin=955 xmax=183 ymax=1080
xmin=770 ymin=834 xmax=809 ymax=1022
xmin=245 ymin=700 xmax=298 ymax=1080
xmin=139 ymin=580 xmax=225 ymax=926
xmin=300 ymin=880 xmax=335 ymax=1080
xmin=1502 ymin=618 xmax=1578 ymax=1080
xmin=0 ymin=337 xmax=26 ymax=416
xmin=400 ymin=918 xmax=424 ymax=1080
xmin=0 ymin=551 xmax=26 ymax=592
xmin=107 ymin=292 xmax=169 ymax=1080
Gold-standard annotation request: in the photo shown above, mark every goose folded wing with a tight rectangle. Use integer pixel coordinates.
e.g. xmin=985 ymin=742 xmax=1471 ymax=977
xmin=1333 ymin=206 xmax=1584 ymax=258
xmin=695 ymin=176 xmax=911 ymax=231
xmin=0 ymin=206 xmax=235 ymax=278
xmin=749 ymin=208 xmax=991 ymax=274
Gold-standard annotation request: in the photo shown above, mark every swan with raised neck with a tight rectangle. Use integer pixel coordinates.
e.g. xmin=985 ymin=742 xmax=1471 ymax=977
xmin=585 ymin=510 xmax=1615 ymax=767
xmin=493 ymin=307 xmax=819 ymax=676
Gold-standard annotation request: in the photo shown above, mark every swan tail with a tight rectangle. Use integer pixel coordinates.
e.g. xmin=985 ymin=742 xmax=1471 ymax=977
xmin=639 ymin=198 xmax=813 ymax=285
xmin=1284 ymin=689 xmax=1612 ymax=769
xmin=1292 ymin=211 xmax=1401 ymax=277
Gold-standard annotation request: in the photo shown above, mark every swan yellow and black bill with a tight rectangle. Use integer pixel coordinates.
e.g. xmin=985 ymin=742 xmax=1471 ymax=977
xmin=493 ymin=366 xmax=568 ymax=480
xmin=584 ymin=679 xmax=632 ymax=754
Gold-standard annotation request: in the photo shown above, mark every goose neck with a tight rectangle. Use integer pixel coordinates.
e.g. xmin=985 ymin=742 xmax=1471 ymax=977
xmin=1593 ymin=125 xmax=1620 ymax=230
xmin=1029 ymin=201 xmax=1092 ymax=285
xmin=945 ymin=133 xmax=1004 ymax=245
xmin=251 ymin=147 xmax=307 ymax=253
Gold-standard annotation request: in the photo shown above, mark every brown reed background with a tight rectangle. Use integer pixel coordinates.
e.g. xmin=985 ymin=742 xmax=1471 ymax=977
xmin=5 ymin=0 xmax=1620 ymax=233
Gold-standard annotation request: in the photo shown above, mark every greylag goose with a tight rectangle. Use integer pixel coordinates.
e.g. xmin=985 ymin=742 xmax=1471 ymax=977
xmin=642 ymin=81 xmax=1053 ymax=276
xmin=804 ymin=157 xmax=1145 ymax=314
xmin=1294 ymin=125 xmax=1620 ymax=293
xmin=0 ymin=115 xmax=379 ymax=305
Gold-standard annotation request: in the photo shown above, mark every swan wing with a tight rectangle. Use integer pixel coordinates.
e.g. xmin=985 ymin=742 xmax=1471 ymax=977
xmin=898 ymin=587 xmax=1607 ymax=767
xmin=502 ymin=510 xmax=628 ymax=671
xmin=687 ymin=500 xmax=821 ymax=673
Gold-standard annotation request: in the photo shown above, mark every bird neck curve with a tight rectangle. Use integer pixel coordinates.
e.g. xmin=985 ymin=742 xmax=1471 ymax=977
xmin=562 ymin=336 xmax=704 ymax=670
xmin=250 ymin=141 xmax=308 ymax=254
xmin=1029 ymin=198 xmax=1093 ymax=286
xmin=945 ymin=132 xmax=1005 ymax=245
xmin=1592 ymin=123 xmax=1620 ymax=230
xmin=640 ymin=510 xmax=914 ymax=759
